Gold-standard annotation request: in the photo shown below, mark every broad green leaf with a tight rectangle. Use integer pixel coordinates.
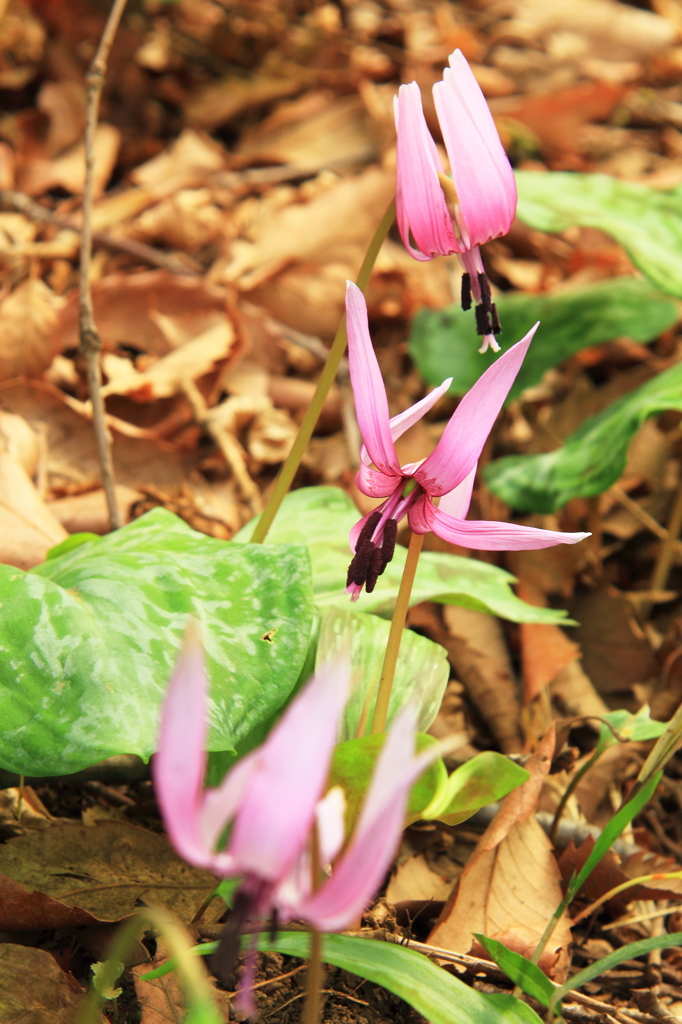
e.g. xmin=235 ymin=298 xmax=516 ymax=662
xmin=315 ymin=606 xmax=449 ymax=739
xmin=596 ymin=706 xmax=667 ymax=756
xmin=485 ymin=360 xmax=682 ymax=512
xmin=421 ymin=751 xmax=529 ymax=826
xmin=474 ymin=936 xmax=554 ymax=1007
xmin=144 ymin=934 xmax=544 ymax=1024
xmin=329 ymin=736 xmax=528 ymax=830
xmin=516 ymin=169 xmax=682 ymax=299
xmin=409 ymin=278 xmax=676 ymax=402
xmin=0 ymin=508 xmax=313 ymax=776
xmin=236 ymin=487 xmax=574 ymax=624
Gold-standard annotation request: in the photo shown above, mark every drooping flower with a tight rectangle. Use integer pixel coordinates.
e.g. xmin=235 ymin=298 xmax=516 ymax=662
xmin=344 ymin=282 xmax=589 ymax=601
xmin=153 ymin=626 xmax=437 ymax=1006
xmin=394 ymin=49 xmax=517 ymax=353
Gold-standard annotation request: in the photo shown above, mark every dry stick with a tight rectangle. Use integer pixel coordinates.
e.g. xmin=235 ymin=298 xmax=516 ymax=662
xmin=370 ymin=530 xmax=425 ymax=735
xmin=78 ymin=0 xmax=129 ymax=532
xmin=250 ymin=198 xmax=396 ymax=545
xmin=181 ymin=380 xmax=262 ymax=517
xmin=643 ymin=472 xmax=682 ymax=620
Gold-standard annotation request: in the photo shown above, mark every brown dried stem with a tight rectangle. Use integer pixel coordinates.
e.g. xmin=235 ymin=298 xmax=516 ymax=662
xmin=78 ymin=0 xmax=130 ymax=532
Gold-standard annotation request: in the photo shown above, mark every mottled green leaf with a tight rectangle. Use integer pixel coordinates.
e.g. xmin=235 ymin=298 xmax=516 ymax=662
xmin=485 ymin=360 xmax=682 ymax=512
xmin=329 ymin=735 xmax=528 ymax=831
xmin=516 ymin=169 xmax=682 ymax=298
xmin=315 ymin=606 xmax=449 ymax=739
xmin=409 ymin=278 xmax=677 ymax=402
xmin=236 ymin=487 xmax=574 ymax=624
xmin=0 ymin=509 xmax=313 ymax=776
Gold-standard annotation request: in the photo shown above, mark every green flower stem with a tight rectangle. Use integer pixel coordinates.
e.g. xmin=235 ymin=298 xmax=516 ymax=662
xmin=572 ymin=870 xmax=682 ymax=926
xmin=250 ymin=198 xmax=396 ymax=545
xmin=370 ymin=530 xmax=425 ymax=735
xmin=548 ymin=749 xmax=601 ymax=847
xmin=77 ymin=906 xmax=221 ymax=1024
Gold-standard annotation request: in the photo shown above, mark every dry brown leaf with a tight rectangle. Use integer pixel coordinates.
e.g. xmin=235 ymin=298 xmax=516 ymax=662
xmin=0 ymin=944 xmax=103 ymax=1024
xmin=20 ymin=123 xmax=120 ymax=197
xmin=131 ymin=187 xmax=224 ymax=252
xmin=53 ymin=270 xmax=229 ymax=357
xmin=429 ymin=728 xmax=572 ymax=981
xmin=0 ymin=277 xmax=65 ymax=380
xmin=0 ymin=410 xmax=40 ymax=476
xmin=131 ymin=128 xmax=226 ymax=197
xmin=37 ymin=79 xmax=86 ymax=157
xmin=236 ymin=91 xmax=376 ymax=166
xmin=0 ymin=820 xmax=220 ymax=927
xmin=558 ymin=839 xmax=682 ymax=914
xmin=100 ymin=319 xmax=236 ymax=401
xmin=0 ymin=449 xmax=67 ymax=567
xmin=219 ymin=166 xmax=393 ymax=290
xmin=518 ymin=581 xmax=580 ymax=704
xmin=48 ymin=485 xmax=143 ymax=534
xmin=442 ymin=605 xmax=523 ymax=754
xmin=185 ymin=72 xmax=302 ymax=130
xmin=386 ymin=855 xmax=453 ymax=904
xmin=549 ymin=660 xmax=610 ymax=721
xmin=0 ymin=1 xmax=45 ymax=90
xmin=512 ymin=0 xmax=675 ymax=59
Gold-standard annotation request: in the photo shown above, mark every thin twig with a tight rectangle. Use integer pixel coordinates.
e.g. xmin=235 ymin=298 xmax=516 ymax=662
xmin=0 ymin=190 xmax=200 ymax=276
xmin=78 ymin=0 xmax=129 ymax=531
xmin=611 ymin=485 xmax=682 ymax=559
xmin=181 ymin=380 xmax=262 ymax=517
xmin=644 ymin=473 xmax=682 ymax=619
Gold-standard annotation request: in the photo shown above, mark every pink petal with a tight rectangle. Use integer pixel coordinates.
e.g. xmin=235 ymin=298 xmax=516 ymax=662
xmin=357 ymin=462 xmax=400 ymax=499
xmin=434 ymin=77 xmax=515 ymax=248
xmin=410 ymin=494 xmax=590 ymax=550
xmin=438 ymin=463 xmax=477 ymax=520
xmin=349 ymin=505 xmax=383 ymax=552
xmin=299 ymin=705 xmax=418 ymax=931
xmin=394 ymin=84 xmax=460 ymax=259
xmin=415 ymin=326 xmax=537 ymax=497
xmin=359 ymin=378 xmax=452 ymax=472
xmin=445 ymin=51 xmax=517 ymax=206
xmin=228 ymin=659 xmax=350 ymax=883
xmin=152 ymin=623 xmax=212 ymax=868
xmin=346 ymin=282 xmax=402 ymax=477
xmin=198 ymin=750 xmax=260 ymax=854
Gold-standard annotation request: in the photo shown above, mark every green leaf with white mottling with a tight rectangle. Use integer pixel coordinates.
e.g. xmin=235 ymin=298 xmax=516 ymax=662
xmin=515 ymin=169 xmax=682 ymax=298
xmin=485 ymin=359 xmax=682 ymax=512
xmin=235 ymin=486 xmax=575 ymax=624
xmin=0 ymin=508 xmax=313 ymax=776
xmin=409 ymin=278 xmax=677 ymax=403
xmin=315 ymin=605 xmax=449 ymax=739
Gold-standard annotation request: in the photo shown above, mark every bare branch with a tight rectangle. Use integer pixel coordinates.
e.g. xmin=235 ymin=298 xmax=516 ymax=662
xmin=78 ymin=0 xmax=130 ymax=531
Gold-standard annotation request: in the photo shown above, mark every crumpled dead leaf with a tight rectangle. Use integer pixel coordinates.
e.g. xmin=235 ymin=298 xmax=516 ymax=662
xmin=130 ymin=128 xmax=227 ymax=198
xmin=19 ymin=123 xmax=120 ymax=197
xmin=100 ymin=319 xmax=236 ymax=401
xmin=0 ymin=277 xmax=66 ymax=381
xmin=386 ymin=854 xmax=453 ymax=905
xmin=48 ymin=485 xmax=143 ymax=534
xmin=0 ymin=820 xmax=220 ymax=928
xmin=134 ymin=939 xmax=232 ymax=1024
xmin=0 ymin=944 xmax=103 ymax=1023
xmin=218 ymin=165 xmax=393 ymax=291
xmin=52 ymin=270 xmax=229 ymax=357
xmin=429 ymin=728 xmax=573 ymax=982
xmin=518 ymin=581 xmax=581 ymax=704
xmin=185 ymin=71 xmax=302 ymax=130
xmin=0 ymin=447 xmax=67 ymax=568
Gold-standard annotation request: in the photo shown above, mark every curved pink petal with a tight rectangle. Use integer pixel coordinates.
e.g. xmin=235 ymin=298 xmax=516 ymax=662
xmin=228 ymin=659 xmax=350 ymax=883
xmin=359 ymin=377 xmax=452 ymax=470
xmin=438 ymin=463 xmax=477 ymax=520
xmin=410 ymin=494 xmax=590 ymax=550
xmin=394 ymin=84 xmax=459 ymax=259
xmin=434 ymin=78 xmax=515 ymax=248
xmin=198 ymin=750 xmax=260 ymax=854
xmin=153 ymin=623 xmax=212 ymax=868
xmin=356 ymin=462 xmax=400 ymax=499
xmin=346 ymin=282 xmax=402 ymax=476
xmin=415 ymin=326 xmax=537 ymax=497
xmin=299 ymin=704 xmax=418 ymax=931
xmin=445 ymin=51 xmax=517 ymax=208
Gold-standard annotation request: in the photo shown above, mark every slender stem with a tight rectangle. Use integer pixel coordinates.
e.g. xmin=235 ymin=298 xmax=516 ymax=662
xmin=302 ymin=930 xmax=324 ymax=1024
xmin=571 ymin=870 xmax=682 ymax=926
xmin=78 ymin=0 xmax=128 ymax=532
xmin=548 ymin=749 xmax=601 ymax=847
xmin=642 ymin=472 xmax=682 ymax=619
xmin=250 ymin=198 xmax=396 ymax=545
xmin=370 ymin=530 xmax=425 ymax=735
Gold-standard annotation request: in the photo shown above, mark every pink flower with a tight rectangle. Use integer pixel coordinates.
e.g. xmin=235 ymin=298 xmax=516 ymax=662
xmin=344 ymin=282 xmax=589 ymax=601
xmin=153 ymin=627 xmax=438 ymax=993
xmin=394 ymin=49 xmax=517 ymax=353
